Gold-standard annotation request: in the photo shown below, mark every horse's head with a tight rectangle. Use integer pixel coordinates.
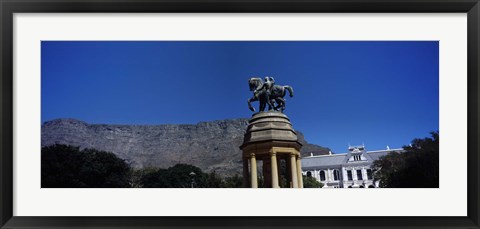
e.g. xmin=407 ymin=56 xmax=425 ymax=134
xmin=248 ymin=77 xmax=263 ymax=91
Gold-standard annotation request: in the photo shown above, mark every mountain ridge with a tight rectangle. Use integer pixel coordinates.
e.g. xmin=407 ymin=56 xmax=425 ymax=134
xmin=41 ymin=118 xmax=330 ymax=175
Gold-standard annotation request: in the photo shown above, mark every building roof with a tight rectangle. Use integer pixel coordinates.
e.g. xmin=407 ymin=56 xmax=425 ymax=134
xmin=302 ymin=154 xmax=346 ymax=168
xmin=367 ymin=149 xmax=403 ymax=161
xmin=301 ymin=147 xmax=404 ymax=169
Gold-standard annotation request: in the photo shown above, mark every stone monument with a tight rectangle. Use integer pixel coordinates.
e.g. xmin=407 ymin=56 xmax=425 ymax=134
xmin=240 ymin=77 xmax=303 ymax=188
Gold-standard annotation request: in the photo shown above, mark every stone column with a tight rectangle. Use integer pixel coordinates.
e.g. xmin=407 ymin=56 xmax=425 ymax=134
xmin=243 ymin=157 xmax=249 ymax=188
xmin=290 ymin=154 xmax=299 ymax=188
xmin=271 ymin=151 xmax=279 ymax=188
xmin=250 ymin=153 xmax=258 ymax=188
xmin=296 ymin=155 xmax=303 ymax=188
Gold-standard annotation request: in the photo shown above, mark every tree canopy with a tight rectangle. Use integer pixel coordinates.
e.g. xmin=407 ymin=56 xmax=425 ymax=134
xmin=139 ymin=164 xmax=206 ymax=188
xmin=136 ymin=164 xmax=243 ymax=188
xmin=303 ymin=175 xmax=324 ymax=188
xmin=42 ymin=144 xmax=244 ymax=188
xmin=372 ymin=131 xmax=439 ymax=188
xmin=42 ymin=144 xmax=131 ymax=188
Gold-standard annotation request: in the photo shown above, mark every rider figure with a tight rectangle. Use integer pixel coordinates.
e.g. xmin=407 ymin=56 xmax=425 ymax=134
xmin=266 ymin=77 xmax=276 ymax=109
xmin=255 ymin=76 xmax=275 ymax=110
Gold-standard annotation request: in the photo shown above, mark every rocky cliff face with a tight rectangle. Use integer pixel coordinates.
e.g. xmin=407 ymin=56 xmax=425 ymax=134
xmin=41 ymin=118 xmax=330 ymax=175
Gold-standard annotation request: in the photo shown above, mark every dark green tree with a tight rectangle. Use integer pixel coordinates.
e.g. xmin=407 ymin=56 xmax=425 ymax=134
xmin=42 ymin=144 xmax=85 ymax=187
xmin=129 ymin=167 xmax=158 ymax=188
xmin=167 ymin=164 xmax=206 ymax=188
xmin=139 ymin=168 xmax=170 ymax=188
xmin=42 ymin=144 xmax=131 ymax=188
xmin=221 ymin=174 xmax=243 ymax=188
xmin=138 ymin=164 xmax=207 ymax=188
xmin=302 ymin=175 xmax=324 ymax=188
xmin=372 ymin=131 xmax=439 ymax=188
xmin=201 ymin=171 xmax=223 ymax=188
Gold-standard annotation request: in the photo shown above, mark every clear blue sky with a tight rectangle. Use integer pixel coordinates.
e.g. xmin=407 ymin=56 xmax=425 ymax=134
xmin=41 ymin=41 xmax=439 ymax=154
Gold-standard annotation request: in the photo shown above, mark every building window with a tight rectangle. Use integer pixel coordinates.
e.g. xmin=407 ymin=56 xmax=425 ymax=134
xmin=347 ymin=170 xmax=353 ymax=181
xmin=353 ymin=155 xmax=362 ymax=161
xmin=352 ymin=155 xmax=362 ymax=161
xmin=367 ymin=169 xmax=373 ymax=180
xmin=356 ymin=169 xmax=363 ymax=180
xmin=306 ymin=171 xmax=312 ymax=177
xmin=320 ymin=171 xmax=326 ymax=181
xmin=333 ymin=170 xmax=340 ymax=181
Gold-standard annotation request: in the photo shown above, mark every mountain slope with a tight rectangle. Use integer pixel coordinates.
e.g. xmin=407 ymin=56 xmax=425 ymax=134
xmin=41 ymin=118 xmax=330 ymax=175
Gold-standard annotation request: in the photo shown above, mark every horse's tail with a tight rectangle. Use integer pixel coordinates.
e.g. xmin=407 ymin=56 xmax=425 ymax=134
xmin=284 ymin=85 xmax=294 ymax=97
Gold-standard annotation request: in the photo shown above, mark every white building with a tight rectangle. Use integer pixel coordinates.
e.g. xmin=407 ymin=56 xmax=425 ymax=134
xmin=301 ymin=145 xmax=404 ymax=188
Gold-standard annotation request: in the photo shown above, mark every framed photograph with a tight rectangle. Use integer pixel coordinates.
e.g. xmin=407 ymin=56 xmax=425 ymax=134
xmin=1 ymin=0 xmax=479 ymax=228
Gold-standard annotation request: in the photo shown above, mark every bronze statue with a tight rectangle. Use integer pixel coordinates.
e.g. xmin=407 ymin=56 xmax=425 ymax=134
xmin=247 ymin=77 xmax=294 ymax=112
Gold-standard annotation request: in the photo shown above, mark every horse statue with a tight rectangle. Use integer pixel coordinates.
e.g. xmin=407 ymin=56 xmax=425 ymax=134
xmin=247 ymin=77 xmax=294 ymax=112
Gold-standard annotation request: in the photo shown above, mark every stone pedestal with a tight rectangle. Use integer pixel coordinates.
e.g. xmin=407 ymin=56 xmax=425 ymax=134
xmin=240 ymin=111 xmax=303 ymax=188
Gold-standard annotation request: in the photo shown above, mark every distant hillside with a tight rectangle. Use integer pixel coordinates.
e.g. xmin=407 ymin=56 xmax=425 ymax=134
xmin=41 ymin=118 xmax=330 ymax=175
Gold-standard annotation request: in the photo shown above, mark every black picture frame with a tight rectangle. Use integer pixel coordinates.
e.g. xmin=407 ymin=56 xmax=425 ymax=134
xmin=1 ymin=0 xmax=479 ymax=228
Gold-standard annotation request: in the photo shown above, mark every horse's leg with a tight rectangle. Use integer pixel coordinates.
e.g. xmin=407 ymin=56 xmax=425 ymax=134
xmin=276 ymin=97 xmax=286 ymax=112
xmin=248 ymin=97 xmax=257 ymax=112
xmin=277 ymin=99 xmax=283 ymax=111
xmin=270 ymin=89 xmax=282 ymax=111
xmin=271 ymin=99 xmax=279 ymax=111
xmin=266 ymin=96 xmax=274 ymax=111
xmin=269 ymin=98 xmax=278 ymax=111
xmin=271 ymin=99 xmax=278 ymax=111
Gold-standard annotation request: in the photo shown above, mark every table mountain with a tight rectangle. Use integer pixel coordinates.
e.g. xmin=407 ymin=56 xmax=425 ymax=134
xmin=41 ymin=118 xmax=330 ymax=176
